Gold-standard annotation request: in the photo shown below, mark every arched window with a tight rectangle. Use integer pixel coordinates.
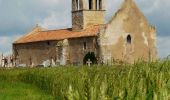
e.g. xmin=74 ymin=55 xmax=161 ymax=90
xmin=83 ymin=42 xmax=87 ymax=50
xmin=127 ymin=35 xmax=132 ymax=44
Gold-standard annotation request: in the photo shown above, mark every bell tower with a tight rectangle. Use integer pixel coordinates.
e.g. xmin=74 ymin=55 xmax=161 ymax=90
xmin=72 ymin=0 xmax=106 ymax=31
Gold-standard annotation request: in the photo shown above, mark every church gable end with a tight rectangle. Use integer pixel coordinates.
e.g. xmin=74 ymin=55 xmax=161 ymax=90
xmin=98 ymin=0 xmax=157 ymax=63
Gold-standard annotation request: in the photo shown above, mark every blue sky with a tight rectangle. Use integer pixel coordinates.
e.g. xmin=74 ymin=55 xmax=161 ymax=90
xmin=0 ymin=0 xmax=169 ymax=58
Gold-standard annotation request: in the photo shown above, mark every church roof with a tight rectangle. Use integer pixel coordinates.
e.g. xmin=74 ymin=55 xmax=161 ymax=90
xmin=14 ymin=25 xmax=106 ymax=44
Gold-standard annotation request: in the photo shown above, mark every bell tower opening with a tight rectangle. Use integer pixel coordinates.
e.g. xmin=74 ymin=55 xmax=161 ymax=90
xmin=89 ymin=0 xmax=93 ymax=10
xmin=96 ymin=0 xmax=102 ymax=10
xmin=72 ymin=0 xmax=106 ymax=31
xmin=76 ymin=0 xmax=80 ymax=10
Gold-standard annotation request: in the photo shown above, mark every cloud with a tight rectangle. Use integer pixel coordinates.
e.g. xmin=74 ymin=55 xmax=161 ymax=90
xmin=157 ymin=36 xmax=170 ymax=58
xmin=136 ymin=0 xmax=160 ymax=14
xmin=135 ymin=0 xmax=170 ymax=36
xmin=0 ymin=0 xmax=71 ymax=35
xmin=0 ymin=0 xmax=169 ymax=36
xmin=0 ymin=35 xmax=21 ymax=55
xmin=39 ymin=11 xmax=71 ymax=29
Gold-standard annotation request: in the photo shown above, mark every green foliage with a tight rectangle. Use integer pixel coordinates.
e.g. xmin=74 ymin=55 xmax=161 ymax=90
xmin=1 ymin=60 xmax=170 ymax=100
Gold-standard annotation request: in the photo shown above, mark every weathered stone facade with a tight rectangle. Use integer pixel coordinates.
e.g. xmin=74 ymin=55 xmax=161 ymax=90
xmin=13 ymin=0 xmax=158 ymax=66
xmin=13 ymin=41 xmax=57 ymax=66
xmin=72 ymin=0 xmax=105 ymax=30
xmin=98 ymin=0 xmax=157 ymax=63
xmin=13 ymin=37 xmax=97 ymax=66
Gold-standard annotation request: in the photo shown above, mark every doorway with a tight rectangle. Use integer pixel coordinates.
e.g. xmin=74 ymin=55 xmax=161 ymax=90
xmin=83 ymin=52 xmax=97 ymax=64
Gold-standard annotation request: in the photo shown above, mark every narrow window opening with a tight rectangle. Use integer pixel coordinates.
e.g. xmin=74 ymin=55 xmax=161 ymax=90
xmin=89 ymin=0 xmax=92 ymax=10
xmin=127 ymin=35 xmax=132 ymax=44
xmin=47 ymin=41 xmax=50 ymax=45
xmin=96 ymin=0 xmax=102 ymax=10
xmin=99 ymin=0 xmax=102 ymax=10
xmin=76 ymin=0 xmax=80 ymax=10
xmin=83 ymin=42 xmax=87 ymax=50
xmin=96 ymin=0 xmax=99 ymax=10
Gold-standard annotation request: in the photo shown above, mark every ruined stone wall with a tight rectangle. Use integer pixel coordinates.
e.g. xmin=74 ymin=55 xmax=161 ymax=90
xmin=13 ymin=41 xmax=57 ymax=66
xmin=98 ymin=0 xmax=157 ymax=64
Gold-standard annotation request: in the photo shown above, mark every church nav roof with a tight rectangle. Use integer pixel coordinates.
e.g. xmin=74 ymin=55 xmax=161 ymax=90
xmin=14 ymin=25 xmax=106 ymax=44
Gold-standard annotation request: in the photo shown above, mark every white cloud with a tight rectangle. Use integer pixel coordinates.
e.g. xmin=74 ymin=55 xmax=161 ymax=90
xmin=0 ymin=35 xmax=21 ymax=56
xmin=39 ymin=11 xmax=71 ymax=29
xmin=144 ymin=0 xmax=159 ymax=14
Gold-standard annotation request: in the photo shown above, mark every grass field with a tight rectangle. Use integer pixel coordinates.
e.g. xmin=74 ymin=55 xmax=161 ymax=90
xmin=0 ymin=60 xmax=170 ymax=100
xmin=0 ymin=81 xmax=54 ymax=100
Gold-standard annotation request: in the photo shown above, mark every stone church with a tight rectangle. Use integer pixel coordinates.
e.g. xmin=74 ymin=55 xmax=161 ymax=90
xmin=13 ymin=0 xmax=157 ymax=66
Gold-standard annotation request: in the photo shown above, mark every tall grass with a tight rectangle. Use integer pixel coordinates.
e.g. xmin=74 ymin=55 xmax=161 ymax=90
xmin=0 ymin=60 xmax=170 ymax=100
xmin=0 ymin=80 xmax=54 ymax=100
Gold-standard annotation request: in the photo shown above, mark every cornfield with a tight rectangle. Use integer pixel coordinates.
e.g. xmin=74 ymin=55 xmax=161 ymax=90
xmin=0 ymin=60 xmax=170 ymax=100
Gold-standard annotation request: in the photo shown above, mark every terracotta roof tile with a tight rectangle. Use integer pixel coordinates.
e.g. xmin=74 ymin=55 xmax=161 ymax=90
xmin=14 ymin=25 xmax=106 ymax=44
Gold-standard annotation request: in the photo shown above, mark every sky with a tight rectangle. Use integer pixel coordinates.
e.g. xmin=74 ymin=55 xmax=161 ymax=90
xmin=0 ymin=0 xmax=169 ymax=58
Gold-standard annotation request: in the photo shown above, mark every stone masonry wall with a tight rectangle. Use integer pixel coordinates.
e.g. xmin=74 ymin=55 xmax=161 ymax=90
xmin=83 ymin=10 xmax=105 ymax=28
xmin=72 ymin=10 xmax=105 ymax=30
xmin=68 ymin=37 xmax=97 ymax=65
xmin=13 ymin=37 xmax=98 ymax=66
xmin=13 ymin=41 xmax=57 ymax=66
xmin=72 ymin=11 xmax=84 ymax=30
